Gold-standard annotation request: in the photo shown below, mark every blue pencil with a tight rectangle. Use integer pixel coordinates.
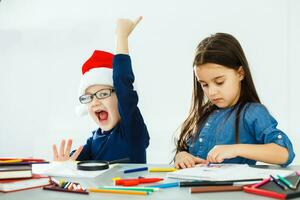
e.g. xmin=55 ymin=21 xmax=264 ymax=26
xmin=149 ymin=182 xmax=180 ymax=189
xmin=123 ymin=167 xmax=148 ymax=174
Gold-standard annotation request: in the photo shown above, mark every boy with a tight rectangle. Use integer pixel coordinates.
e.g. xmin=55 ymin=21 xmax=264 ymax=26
xmin=52 ymin=17 xmax=150 ymax=163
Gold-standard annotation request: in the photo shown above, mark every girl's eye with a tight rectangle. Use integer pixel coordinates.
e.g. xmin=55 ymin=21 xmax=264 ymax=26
xmin=216 ymin=81 xmax=224 ymax=85
xmin=202 ymin=84 xmax=208 ymax=87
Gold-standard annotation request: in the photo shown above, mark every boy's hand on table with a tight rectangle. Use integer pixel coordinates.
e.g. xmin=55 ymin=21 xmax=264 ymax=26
xmin=52 ymin=139 xmax=83 ymax=161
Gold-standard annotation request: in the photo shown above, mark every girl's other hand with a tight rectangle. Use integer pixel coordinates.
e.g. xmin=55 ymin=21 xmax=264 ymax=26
xmin=52 ymin=139 xmax=83 ymax=161
xmin=207 ymin=145 xmax=239 ymax=163
xmin=175 ymin=151 xmax=208 ymax=169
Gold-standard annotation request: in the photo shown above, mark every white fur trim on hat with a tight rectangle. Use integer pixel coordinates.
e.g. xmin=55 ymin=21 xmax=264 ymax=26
xmin=76 ymin=67 xmax=113 ymax=117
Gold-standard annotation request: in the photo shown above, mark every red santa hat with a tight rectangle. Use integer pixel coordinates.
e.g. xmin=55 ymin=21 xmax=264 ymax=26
xmin=76 ymin=50 xmax=114 ymax=116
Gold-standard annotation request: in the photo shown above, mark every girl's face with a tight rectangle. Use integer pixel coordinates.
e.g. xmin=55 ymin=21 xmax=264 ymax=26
xmin=86 ymin=85 xmax=121 ymax=131
xmin=194 ymin=63 xmax=244 ymax=108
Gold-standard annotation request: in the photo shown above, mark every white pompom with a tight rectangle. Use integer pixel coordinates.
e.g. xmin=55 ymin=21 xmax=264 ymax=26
xmin=75 ymin=104 xmax=88 ymax=117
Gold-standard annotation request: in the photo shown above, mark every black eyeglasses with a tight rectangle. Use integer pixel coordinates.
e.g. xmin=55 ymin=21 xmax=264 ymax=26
xmin=79 ymin=88 xmax=115 ymax=104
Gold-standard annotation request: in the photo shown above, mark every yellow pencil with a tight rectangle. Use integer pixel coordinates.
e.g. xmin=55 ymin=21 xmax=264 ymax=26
xmin=0 ymin=159 xmax=22 ymax=163
xmin=89 ymin=188 xmax=149 ymax=195
xmin=148 ymin=167 xmax=177 ymax=172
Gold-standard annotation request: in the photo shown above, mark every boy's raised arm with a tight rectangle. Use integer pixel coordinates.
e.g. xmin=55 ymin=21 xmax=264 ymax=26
xmin=116 ymin=16 xmax=142 ymax=54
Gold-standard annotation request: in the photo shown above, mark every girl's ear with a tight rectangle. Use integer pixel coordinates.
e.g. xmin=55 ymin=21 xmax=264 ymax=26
xmin=237 ymin=66 xmax=245 ymax=81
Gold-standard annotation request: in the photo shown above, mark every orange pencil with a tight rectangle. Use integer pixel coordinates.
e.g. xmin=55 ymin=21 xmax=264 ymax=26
xmin=89 ymin=188 xmax=149 ymax=195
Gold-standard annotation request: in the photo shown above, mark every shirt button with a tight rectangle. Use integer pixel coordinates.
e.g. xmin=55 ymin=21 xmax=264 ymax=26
xmin=205 ymin=123 xmax=210 ymax=127
xmin=199 ymin=138 xmax=203 ymax=142
xmin=278 ymin=134 xmax=282 ymax=139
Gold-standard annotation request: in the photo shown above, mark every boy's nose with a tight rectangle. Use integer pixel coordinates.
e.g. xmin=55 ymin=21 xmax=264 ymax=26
xmin=90 ymin=96 xmax=102 ymax=106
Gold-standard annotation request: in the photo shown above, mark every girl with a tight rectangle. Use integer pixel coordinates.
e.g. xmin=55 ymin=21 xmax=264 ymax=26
xmin=175 ymin=33 xmax=295 ymax=169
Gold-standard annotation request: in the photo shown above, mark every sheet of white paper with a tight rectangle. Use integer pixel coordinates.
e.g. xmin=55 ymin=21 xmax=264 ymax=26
xmin=166 ymin=164 xmax=294 ymax=181
xmin=32 ymin=161 xmax=115 ymax=178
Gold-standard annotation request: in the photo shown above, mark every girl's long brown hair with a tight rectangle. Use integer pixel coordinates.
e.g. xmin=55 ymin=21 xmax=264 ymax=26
xmin=175 ymin=33 xmax=261 ymax=154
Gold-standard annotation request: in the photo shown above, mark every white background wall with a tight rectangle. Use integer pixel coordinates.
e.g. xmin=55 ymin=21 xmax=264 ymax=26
xmin=0 ymin=0 xmax=299 ymax=164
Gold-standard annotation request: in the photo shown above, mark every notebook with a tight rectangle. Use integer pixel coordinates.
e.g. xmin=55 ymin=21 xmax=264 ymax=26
xmin=166 ymin=164 xmax=294 ymax=181
xmin=0 ymin=165 xmax=32 ymax=179
xmin=0 ymin=174 xmax=50 ymax=193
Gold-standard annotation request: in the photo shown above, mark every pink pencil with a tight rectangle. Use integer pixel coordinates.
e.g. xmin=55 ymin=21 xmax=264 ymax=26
xmin=252 ymin=178 xmax=271 ymax=188
xmin=296 ymin=171 xmax=300 ymax=176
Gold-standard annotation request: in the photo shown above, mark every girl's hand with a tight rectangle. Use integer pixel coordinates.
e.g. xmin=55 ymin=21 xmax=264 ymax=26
xmin=207 ymin=145 xmax=239 ymax=163
xmin=52 ymin=139 xmax=83 ymax=161
xmin=175 ymin=151 xmax=208 ymax=169
xmin=116 ymin=16 xmax=143 ymax=39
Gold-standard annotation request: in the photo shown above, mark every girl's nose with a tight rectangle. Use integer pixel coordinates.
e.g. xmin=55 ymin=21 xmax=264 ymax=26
xmin=208 ymin=85 xmax=218 ymax=96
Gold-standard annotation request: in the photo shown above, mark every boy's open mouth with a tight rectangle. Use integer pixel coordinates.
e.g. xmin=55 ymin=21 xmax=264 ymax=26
xmin=95 ymin=110 xmax=108 ymax=122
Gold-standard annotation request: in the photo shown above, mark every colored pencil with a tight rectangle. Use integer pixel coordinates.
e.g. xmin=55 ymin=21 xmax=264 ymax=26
xmin=252 ymin=178 xmax=271 ymax=188
xmin=190 ymin=185 xmax=244 ymax=193
xmin=148 ymin=167 xmax=177 ymax=172
xmin=123 ymin=167 xmax=148 ymax=173
xmin=89 ymin=188 xmax=149 ymax=195
xmin=99 ymin=186 xmax=159 ymax=192
xmin=149 ymin=182 xmax=179 ymax=188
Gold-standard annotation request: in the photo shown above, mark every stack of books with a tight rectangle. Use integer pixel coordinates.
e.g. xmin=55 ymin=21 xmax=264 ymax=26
xmin=0 ymin=158 xmax=50 ymax=192
xmin=0 ymin=164 xmax=32 ymax=180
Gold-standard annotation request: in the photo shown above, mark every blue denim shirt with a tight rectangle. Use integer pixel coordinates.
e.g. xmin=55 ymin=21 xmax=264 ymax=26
xmin=188 ymin=103 xmax=295 ymax=167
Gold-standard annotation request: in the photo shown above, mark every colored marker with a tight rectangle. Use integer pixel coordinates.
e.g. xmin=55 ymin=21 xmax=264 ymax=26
xmin=277 ymin=175 xmax=294 ymax=189
xmin=148 ymin=168 xmax=177 ymax=172
xmin=149 ymin=182 xmax=180 ymax=189
xmin=43 ymin=185 xmax=89 ymax=195
xmin=89 ymin=188 xmax=149 ymax=195
xmin=123 ymin=167 xmax=148 ymax=173
xmin=270 ymin=175 xmax=288 ymax=190
xmin=116 ymin=178 xmax=163 ymax=186
xmin=50 ymin=178 xmax=60 ymax=187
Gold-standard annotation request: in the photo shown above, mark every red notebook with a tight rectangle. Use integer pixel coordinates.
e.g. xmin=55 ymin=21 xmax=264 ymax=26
xmin=0 ymin=174 xmax=51 ymax=193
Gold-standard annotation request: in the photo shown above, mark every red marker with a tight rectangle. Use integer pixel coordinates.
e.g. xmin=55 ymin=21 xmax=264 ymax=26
xmin=116 ymin=178 xmax=163 ymax=186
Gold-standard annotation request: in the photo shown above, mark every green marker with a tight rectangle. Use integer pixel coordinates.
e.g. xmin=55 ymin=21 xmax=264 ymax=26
xmin=277 ymin=175 xmax=295 ymax=190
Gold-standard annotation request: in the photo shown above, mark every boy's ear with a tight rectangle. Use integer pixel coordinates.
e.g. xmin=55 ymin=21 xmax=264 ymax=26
xmin=237 ymin=66 xmax=245 ymax=80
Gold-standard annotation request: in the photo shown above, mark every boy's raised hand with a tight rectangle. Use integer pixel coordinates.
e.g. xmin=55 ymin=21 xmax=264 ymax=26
xmin=116 ymin=16 xmax=143 ymax=38
xmin=116 ymin=16 xmax=142 ymax=54
xmin=52 ymin=139 xmax=83 ymax=161
xmin=175 ymin=151 xmax=209 ymax=169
